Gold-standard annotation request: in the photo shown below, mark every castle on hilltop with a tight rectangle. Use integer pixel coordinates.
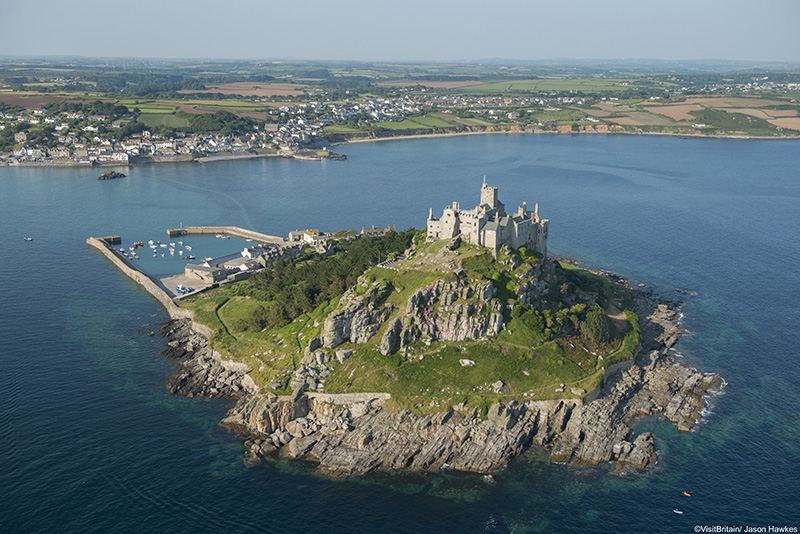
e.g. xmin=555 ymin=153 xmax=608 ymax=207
xmin=426 ymin=181 xmax=549 ymax=257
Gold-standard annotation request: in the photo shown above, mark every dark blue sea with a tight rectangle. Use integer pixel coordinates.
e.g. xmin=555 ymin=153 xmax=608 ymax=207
xmin=1 ymin=134 xmax=799 ymax=533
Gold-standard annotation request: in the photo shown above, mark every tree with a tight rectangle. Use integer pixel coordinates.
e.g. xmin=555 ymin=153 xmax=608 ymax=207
xmin=580 ymin=306 xmax=613 ymax=344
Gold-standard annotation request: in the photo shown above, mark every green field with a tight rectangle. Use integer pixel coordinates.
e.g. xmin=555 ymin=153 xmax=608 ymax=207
xmin=378 ymin=114 xmax=461 ymax=130
xmin=457 ymin=78 xmax=675 ymax=95
xmin=138 ymin=113 xmax=188 ymax=129
xmin=320 ymin=124 xmax=363 ymax=134
xmin=688 ymin=108 xmax=782 ymax=135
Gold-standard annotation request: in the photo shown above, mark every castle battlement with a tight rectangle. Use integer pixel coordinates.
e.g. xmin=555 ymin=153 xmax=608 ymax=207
xmin=427 ymin=182 xmax=549 ymax=257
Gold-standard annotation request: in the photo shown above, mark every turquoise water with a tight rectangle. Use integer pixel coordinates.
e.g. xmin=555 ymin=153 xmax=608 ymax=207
xmin=1 ymin=134 xmax=799 ymax=533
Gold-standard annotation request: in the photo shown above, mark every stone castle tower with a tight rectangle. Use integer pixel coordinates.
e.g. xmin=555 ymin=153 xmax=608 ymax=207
xmin=426 ymin=182 xmax=549 ymax=257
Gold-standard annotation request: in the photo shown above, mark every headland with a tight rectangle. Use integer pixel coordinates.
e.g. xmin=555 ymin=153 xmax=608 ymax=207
xmin=89 ymin=184 xmax=724 ymax=477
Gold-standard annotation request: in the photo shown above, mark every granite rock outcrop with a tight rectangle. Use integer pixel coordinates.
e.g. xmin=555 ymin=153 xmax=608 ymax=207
xmin=161 ymin=280 xmax=723 ymax=477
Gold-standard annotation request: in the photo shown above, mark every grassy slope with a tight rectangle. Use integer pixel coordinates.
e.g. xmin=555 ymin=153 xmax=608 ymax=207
xmin=177 ymin=239 xmax=641 ymax=412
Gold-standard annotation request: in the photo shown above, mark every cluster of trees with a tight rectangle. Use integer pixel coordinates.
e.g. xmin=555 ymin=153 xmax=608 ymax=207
xmin=511 ymin=302 xmax=615 ymax=344
xmin=44 ymin=101 xmax=129 ymax=118
xmin=179 ymin=111 xmax=258 ymax=135
xmin=230 ymin=230 xmax=418 ymax=332
xmin=0 ymin=123 xmax=24 ymax=150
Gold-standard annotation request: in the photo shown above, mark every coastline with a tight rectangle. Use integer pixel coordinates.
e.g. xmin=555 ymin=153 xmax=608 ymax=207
xmin=329 ymin=127 xmax=800 ymax=147
xmin=4 ymin=127 xmax=797 ymax=169
xmin=3 ymin=147 xmax=345 ymax=168
xmin=150 ymin=255 xmax=723 ymax=477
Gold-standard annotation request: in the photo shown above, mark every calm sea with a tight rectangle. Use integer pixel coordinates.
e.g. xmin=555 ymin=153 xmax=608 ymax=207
xmin=1 ymin=134 xmax=799 ymax=533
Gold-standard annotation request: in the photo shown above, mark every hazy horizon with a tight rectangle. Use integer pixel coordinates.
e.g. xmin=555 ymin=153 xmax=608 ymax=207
xmin=2 ymin=0 xmax=798 ymax=63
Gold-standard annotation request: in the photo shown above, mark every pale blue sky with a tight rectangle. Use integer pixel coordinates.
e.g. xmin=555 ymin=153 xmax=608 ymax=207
xmin=1 ymin=0 xmax=798 ymax=62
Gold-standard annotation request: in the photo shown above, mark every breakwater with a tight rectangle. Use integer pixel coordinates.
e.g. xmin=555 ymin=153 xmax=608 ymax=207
xmin=85 ymin=236 xmax=212 ymax=338
xmin=166 ymin=225 xmax=285 ymax=244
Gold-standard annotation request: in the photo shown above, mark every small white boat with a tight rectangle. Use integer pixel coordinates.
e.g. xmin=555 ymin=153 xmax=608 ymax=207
xmin=673 ymin=509 xmax=683 ymax=515
xmin=160 ymin=244 xmax=167 ymax=248
xmin=178 ymin=250 xmax=184 ymax=255
xmin=185 ymin=245 xmax=192 ymax=251
xmin=169 ymin=242 xmax=176 ymax=247
xmin=148 ymin=240 xmax=154 ymax=245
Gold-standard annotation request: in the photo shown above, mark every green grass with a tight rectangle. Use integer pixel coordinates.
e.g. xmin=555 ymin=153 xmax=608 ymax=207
xmin=320 ymin=124 xmax=363 ymax=134
xmin=604 ymin=310 xmax=641 ymax=366
xmin=173 ymin=99 xmax=271 ymax=110
xmin=367 ymin=266 xmax=455 ymax=308
xmin=322 ymin=335 xmax=597 ymax=412
xmin=457 ymin=78 xmax=675 ymax=95
xmin=688 ymin=108 xmax=782 ymax=135
xmin=559 ymin=262 xmax=632 ymax=309
xmin=178 ymin=241 xmax=641 ymax=409
xmin=138 ymin=113 xmax=188 ymax=129
xmin=129 ymin=104 xmax=177 ymax=114
xmin=379 ymin=114 xmax=461 ymax=131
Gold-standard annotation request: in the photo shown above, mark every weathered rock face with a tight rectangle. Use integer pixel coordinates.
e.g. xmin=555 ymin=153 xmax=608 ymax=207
xmin=220 ymin=387 xmax=310 ymax=437
xmin=160 ymin=319 xmax=256 ymax=398
xmin=378 ymin=279 xmax=504 ymax=355
xmin=162 ymin=271 xmax=723 ymax=478
xmin=225 ymin=393 xmax=566 ymax=475
xmin=548 ymin=349 xmax=722 ymax=468
xmin=516 ymin=258 xmax=558 ymax=305
xmin=218 ymin=292 xmax=723 ymax=476
xmin=228 ymin=345 xmax=722 ymax=475
xmin=646 ymin=303 xmax=685 ymax=349
xmin=321 ymin=281 xmax=393 ymax=348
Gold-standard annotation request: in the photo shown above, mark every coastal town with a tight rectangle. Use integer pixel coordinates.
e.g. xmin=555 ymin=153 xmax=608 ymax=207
xmin=4 ymin=70 xmax=798 ymax=167
xmin=0 ymin=93 xmax=595 ymax=166
xmin=5 ymin=71 xmax=800 ymax=167
xmin=0 ymin=109 xmax=327 ymax=166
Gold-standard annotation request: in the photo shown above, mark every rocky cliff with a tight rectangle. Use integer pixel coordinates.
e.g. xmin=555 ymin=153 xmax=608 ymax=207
xmin=160 ymin=320 xmax=257 ymax=398
xmin=218 ymin=345 xmax=721 ymax=475
xmin=320 ymin=280 xmax=394 ymax=348
xmin=321 ymin=277 xmax=505 ymax=358
xmin=162 ymin=287 xmax=724 ymax=476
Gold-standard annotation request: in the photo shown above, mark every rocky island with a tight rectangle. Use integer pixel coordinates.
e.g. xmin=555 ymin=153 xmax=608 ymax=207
xmin=156 ymin=183 xmax=723 ymax=476
xmin=97 ymin=170 xmax=126 ymax=180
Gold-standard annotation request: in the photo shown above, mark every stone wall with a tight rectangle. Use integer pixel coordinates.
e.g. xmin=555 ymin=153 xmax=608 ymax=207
xmin=172 ymin=225 xmax=285 ymax=245
xmin=86 ymin=237 xmax=212 ymax=338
